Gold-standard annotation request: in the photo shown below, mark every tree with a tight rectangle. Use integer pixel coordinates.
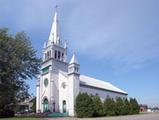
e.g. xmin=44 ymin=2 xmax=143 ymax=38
xmin=0 ymin=28 xmax=41 ymax=117
xmin=129 ymin=98 xmax=139 ymax=114
xmin=31 ymin=97 xmax=36 ymax=112
xmin=115 ymin=97 xmax=125 ymax=115
xmin=75 ymin=93 xmax=94 ymax=118
xmin=123 ymin=98 xmax=130 ymax=115
xmin=92 ymin=95 xmax=104 ymax=117
xmin=103 ymin=98 xmax=116 ymax=116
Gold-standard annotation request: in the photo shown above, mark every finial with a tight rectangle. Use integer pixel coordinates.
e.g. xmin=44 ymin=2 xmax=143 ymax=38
xmin=73 ymin=51 xmax=76 ymax=55
xmin=69 ymin=52 xmax=78 ymax=64
xmin=43 ymin=41 xmax=47 ymax=48
xmin=64 ymin=40 xmax=68 ymax=48
xmin=55 ymin=5 xmax=58 ymax=12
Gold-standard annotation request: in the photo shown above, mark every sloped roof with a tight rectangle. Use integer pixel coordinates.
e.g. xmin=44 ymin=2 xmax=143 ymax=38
xmin=80 ymin=75 xmax=127 ymax=95
xmin=59 ymin=71 xmax=127 ymax=95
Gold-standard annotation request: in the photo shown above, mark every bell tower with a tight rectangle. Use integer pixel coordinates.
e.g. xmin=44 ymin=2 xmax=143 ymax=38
xmin=42 ymin=6 xmax=67 ymax=65
xmin=68 ymin=53 xmax=80 ymax=116
xmin=37 ymin=6 xmax=68 ymax=113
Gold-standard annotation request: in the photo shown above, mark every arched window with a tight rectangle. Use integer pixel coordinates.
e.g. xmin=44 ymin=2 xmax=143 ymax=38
xmin=62 ymin=53 xmax=64 ymax=61
xmin=62 ymin=100 xmax=66 ymax=113
xmin=49 ymin=50 xmax=51 ymax=57
xmin=58 ymin=51 xmax=61 ymax=60
xmin=43 ymin=98 xmax=49 ymax=112
xmin=55 ymin=50 xmax=57 ymax=59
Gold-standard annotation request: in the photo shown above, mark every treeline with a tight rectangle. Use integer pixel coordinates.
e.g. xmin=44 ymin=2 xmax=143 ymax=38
xmin=75 ymin=93 xmax=139 ymax=118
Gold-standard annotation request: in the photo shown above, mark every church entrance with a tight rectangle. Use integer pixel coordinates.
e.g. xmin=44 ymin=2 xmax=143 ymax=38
xmin=43 ymin=98 xmax=49 ymax=112
xmin=62 ymin=100 xmax=66 ymax=113
xmin=53 ymin=102 xmax=55 ymax=112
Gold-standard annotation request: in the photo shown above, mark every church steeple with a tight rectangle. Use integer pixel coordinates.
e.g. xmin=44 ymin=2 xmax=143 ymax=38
xmin=43 ymin=6 xmax=67 ymax=63
xmin=48 ymin=5 xmax=60 ymax=46
xmin=68 ymin=53 xmax=80 ymax=75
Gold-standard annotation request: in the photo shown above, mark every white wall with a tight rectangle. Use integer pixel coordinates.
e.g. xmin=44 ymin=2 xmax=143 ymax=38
xmin=68 ymin=74 xmax=79 ymax=116
xmin=80 ymin=85 xmax=127 ymax=101
xmin=40 ymin=71 xmax=51 ymax=112
xmin=51 ymin=69 xmax=59 ymax=112
xmin=59 ymin=72 xmax=69 ymax=113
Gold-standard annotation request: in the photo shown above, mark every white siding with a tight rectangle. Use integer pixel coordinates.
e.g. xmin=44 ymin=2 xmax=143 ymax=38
xmin=80 ymin=85 xmax=127 ymax=101
xmin=59 ymin=72 xmax=69 ymax=113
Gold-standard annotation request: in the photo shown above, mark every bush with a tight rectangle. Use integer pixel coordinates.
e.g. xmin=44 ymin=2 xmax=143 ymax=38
xmin=115 ymin=97 xmax=125 ymax=115
xmin=92 ymin=95 xmax=104 ymax=117
xmin=123 ymin=98 xmax=130 ymax=115
xmin=103 ymin=98 xmax=116 ymax=116
xmin=75 ymin=93 xmax=139 ymax=118
xmin=0 ymin=109 xmax=14 ymax=118
xmin=75 ymin=93 xmax=94 ymax=118
xmin=31 ymin=97 xmax=36 ymax=112
xmin=129 ymin=98 xmax=139 ymax=114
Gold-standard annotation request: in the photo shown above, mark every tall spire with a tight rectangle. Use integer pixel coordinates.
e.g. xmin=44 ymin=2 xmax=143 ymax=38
xmin=48 ymin=5 xmax=60 ymax=46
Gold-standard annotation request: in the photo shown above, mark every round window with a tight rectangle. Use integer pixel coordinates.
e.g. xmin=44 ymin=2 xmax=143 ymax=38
xmin=61 ymin=82 xmax=66 ymax=89
xmin=44 ymin=78 xmax=48 ymax=87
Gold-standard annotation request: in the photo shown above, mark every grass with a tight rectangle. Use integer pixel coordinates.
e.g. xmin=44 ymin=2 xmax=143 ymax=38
xmin=0 ymin=117 xmax=45 ymax=120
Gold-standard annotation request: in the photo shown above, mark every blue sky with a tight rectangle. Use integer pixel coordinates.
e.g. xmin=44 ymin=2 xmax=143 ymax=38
xmin=0 ymin=0 xmax=159 ymax=107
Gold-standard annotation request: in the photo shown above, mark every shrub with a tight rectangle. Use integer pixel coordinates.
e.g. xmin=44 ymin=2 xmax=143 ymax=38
xmin=123 ymin=98 xmax=130 ymax=115
xmin=92 ymin=95 xmax=104 ymax=117
xmin=129 ymin=98 xmax=139 ymax=114
xmin=0 ymin=109 xmax=14 ymax=118
xmin=104 ymin=98 xmax=116 ymax=116
xmin=75 ymin=93 xmax=139 ymax=118
xmin=75 ymin=93 xmax=94 ymax=118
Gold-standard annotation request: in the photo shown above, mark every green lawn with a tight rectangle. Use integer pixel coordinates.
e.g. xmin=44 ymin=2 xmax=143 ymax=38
xmin=0 ymin=118 xmax=44 ymax=120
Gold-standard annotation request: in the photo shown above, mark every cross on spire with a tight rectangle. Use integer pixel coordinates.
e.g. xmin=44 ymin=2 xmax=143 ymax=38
xmin=55 ymin=5 xmax=58 ymax=11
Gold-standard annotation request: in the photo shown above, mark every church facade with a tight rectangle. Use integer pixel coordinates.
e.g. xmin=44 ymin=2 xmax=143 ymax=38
xmin=36 ymin=8 xmax=127 ymax=116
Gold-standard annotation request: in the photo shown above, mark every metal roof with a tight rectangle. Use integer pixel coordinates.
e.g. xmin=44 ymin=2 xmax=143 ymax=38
xmin=80 ymin=75 xmax=127 ymax=94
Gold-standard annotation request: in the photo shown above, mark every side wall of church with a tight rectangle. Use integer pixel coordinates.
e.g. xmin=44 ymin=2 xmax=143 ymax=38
xmin=68 ymin=75 xmax=79 ymax=116
xmin=58 ymin=72 xmax=69 ymax=113
xmin=80 ymin=85 xmax=127 ymax=101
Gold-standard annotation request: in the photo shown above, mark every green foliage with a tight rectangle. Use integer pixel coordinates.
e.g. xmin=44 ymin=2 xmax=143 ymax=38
xmin=31 ymin=97 xmax=36 ymax=112
xmin=75 ymin=93 xmax=140 ymax=118
xmin=115 ymin=97 xmax=125 ymax=115
xmin=92 ymin=95 xmax=104 ymax=117
xmin=123 ymin=98 xmax=130 ymax=115
xmin=129 ymin=98 xmax=139 ymax=114
xmin=0 ymin=118 xmax=43 ymax=120
xmin=103 ymin=98 xmax=116 ymax=116
xmin=0 ymin=28 xmax=41 ymax=117
xmin=75 ymin=93 xmax=94 ymax=118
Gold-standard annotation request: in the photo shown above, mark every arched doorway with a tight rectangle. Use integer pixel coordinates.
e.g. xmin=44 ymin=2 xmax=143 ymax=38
xmin=43 ymin=98 xmax=49 ymax=112
xmin=62 ymin=100 xmax=66 ymax=113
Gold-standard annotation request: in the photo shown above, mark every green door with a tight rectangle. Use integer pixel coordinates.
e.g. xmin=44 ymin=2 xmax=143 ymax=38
xmin=63 ymin=100 xmax=66 ymax=113
xmin=43 ymin=98 xmax=49 ymax=112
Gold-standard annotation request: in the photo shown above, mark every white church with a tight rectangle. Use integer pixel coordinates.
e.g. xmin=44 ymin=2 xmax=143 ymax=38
xmin=36 ymin=7 xmax=127 ymax=116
